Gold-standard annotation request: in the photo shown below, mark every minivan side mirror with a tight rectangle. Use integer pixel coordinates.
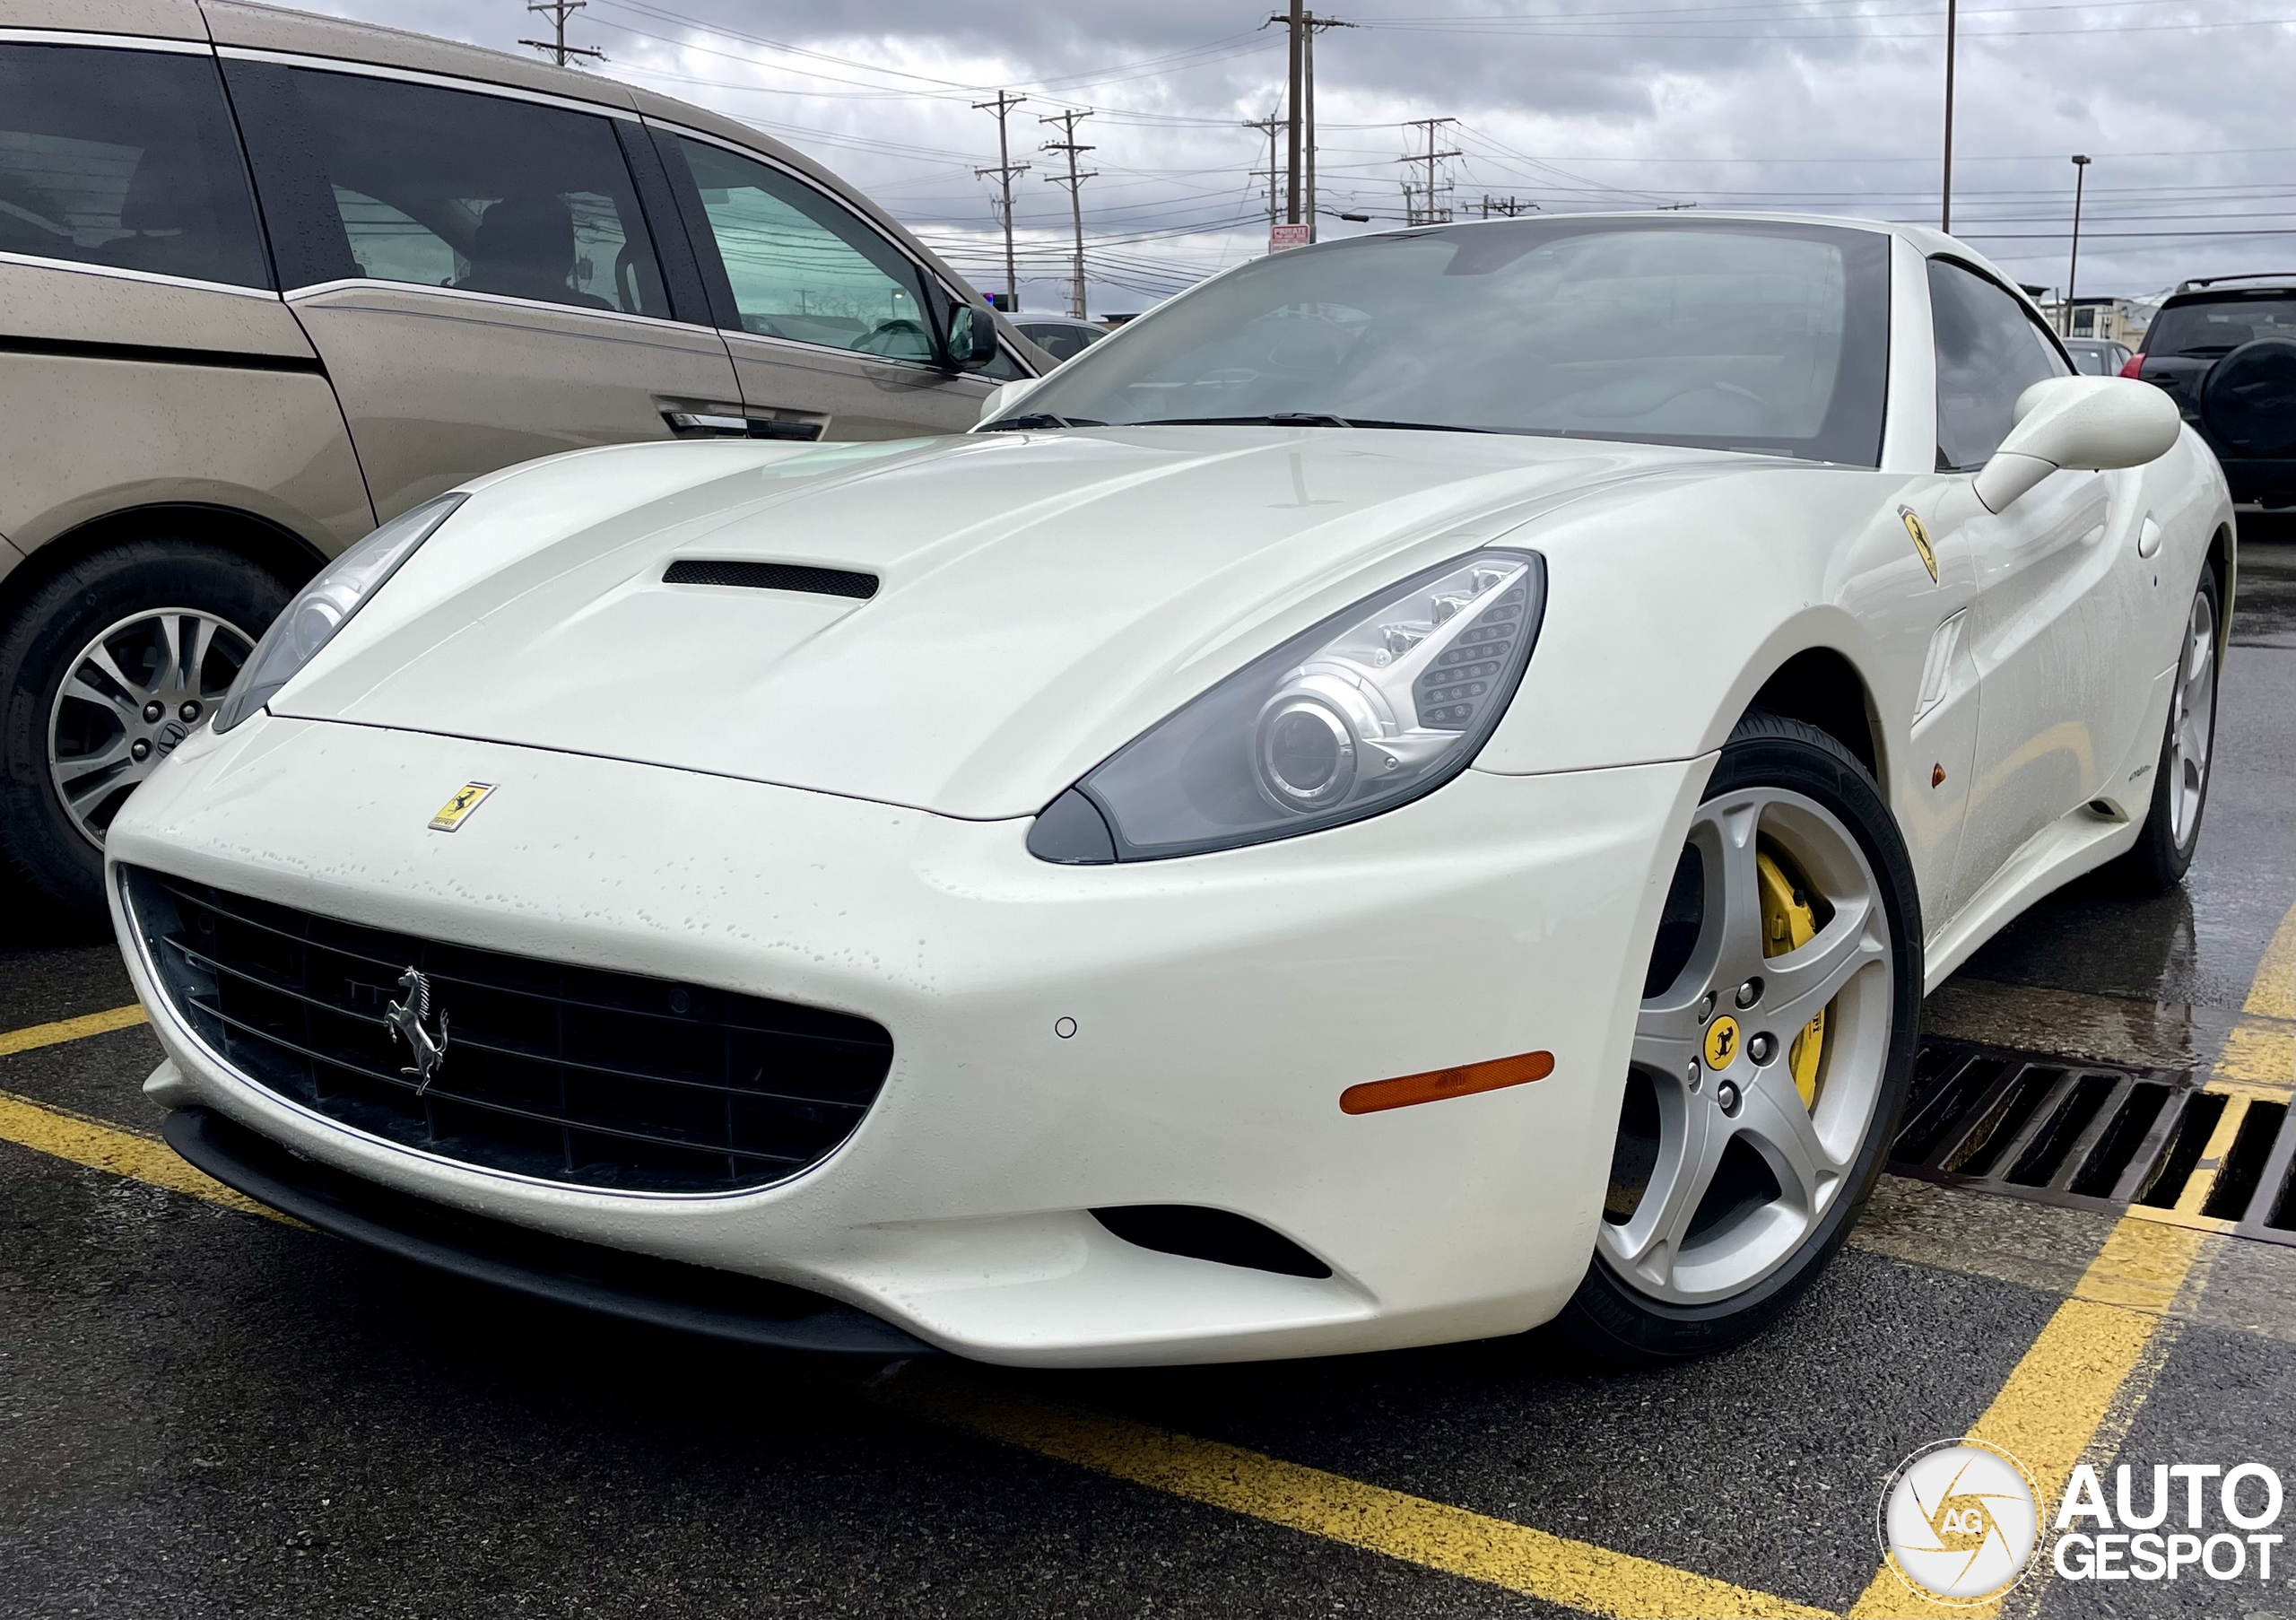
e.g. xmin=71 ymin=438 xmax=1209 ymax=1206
xmin=1973 ymin=375 xmax=2181 ymax=513
xmin=945 ymin=304 xmax=1001 ymax=371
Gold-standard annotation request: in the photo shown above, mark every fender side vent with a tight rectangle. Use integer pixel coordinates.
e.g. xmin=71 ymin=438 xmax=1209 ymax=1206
xmin=664 ymin=560 xmax=878 ymax=599
xmin=1091 ymin=1205 xmax=1333 ymax=1278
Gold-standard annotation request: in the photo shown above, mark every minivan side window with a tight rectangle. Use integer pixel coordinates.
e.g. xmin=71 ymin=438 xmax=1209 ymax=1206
xmin=0 ymin=44 xmax=269 ymax=289
xmin=670 ymin=135 xmax=935 ymax=362
xmin=278 ymin=68 xmax=667 ymax=317
xmin=1928 ymin=258 xmax=2070 ymax=471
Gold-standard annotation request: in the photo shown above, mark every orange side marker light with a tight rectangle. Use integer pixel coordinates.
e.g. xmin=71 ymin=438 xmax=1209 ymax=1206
xmin=1340 ymin=1050 xmax=1554 ymax=1115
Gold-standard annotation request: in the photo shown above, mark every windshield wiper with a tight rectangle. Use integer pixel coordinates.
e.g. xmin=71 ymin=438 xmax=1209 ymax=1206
xmin=980 ymin=412 xmax=1105 ymax=431
xmin=1132 ymin=414 xmax=1492 ymax=432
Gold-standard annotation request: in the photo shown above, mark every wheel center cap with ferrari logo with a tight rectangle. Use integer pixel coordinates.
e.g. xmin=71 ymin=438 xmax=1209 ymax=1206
xmin=1703 ymin=1015 xmax=1742 ymax=1069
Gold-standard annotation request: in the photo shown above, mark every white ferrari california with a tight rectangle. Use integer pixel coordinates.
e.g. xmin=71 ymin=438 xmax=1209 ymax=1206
xmin=109 ymin=213 xmax=2230 ymax=1367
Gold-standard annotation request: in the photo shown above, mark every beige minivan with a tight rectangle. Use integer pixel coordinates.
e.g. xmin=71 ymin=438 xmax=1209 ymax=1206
xmin=0 ymin=0 xmax=1042 ymax=911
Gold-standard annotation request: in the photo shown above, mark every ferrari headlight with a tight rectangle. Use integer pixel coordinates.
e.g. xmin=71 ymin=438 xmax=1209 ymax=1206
xmin=213 ymin=494 xmax=466 ymax=734
xmin=1029 ymin=548 xmax=1545 ymax=862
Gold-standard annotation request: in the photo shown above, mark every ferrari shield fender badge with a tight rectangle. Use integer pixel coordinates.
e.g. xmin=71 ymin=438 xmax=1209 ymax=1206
xmin=1900 ymin=507 xmax=1939 ymax=582
xmin=428 ymin=781 xmax=495 ymax=832
xmin=385 ymin=967 xmax=449 ymax=1093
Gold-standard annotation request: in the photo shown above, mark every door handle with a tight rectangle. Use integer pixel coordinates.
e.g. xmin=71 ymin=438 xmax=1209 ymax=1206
xmin=2137 ymin=516 xmax=2163 ymax=558
xmin=661 ymin=409 xmax=825 ymax=442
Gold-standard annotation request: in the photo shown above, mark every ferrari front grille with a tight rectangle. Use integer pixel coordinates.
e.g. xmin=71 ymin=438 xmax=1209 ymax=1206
xmin=122 ymin=867 xmax=893 ymax=1194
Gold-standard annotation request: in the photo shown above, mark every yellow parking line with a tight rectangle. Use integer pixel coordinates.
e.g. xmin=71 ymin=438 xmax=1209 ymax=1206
xmin=0 ymin=1002 xmax=146 ymax=1057
xmin=2171 ymin=1093 xmax=2254 ymax=1218
xmin=2248 ymin=902 xmax=2295 ymax=1021
xmin=877 ymin=1363 xmax=1831 ymax=1620
xmin=1 ymin=1079 xmax=1827 ymax=1617
xmin=2214 ymin=1020 xmax=2294 ymax=1089
xmin=0 ymin=1088 xmax=288 ymax=1223
xmin=1844 ymin=900 xmax=2296 ymax=1620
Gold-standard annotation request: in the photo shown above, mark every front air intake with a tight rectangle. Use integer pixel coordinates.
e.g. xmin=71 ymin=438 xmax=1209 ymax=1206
xmin=663 ymin=560 xmax=877 ymax=598
xmin=1091 ymin=1205 xmax=1332 ymax=1278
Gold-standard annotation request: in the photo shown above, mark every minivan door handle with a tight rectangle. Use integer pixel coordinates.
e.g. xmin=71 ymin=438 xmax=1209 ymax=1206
xmin=660 ymin=408 xmax=826 ymax=442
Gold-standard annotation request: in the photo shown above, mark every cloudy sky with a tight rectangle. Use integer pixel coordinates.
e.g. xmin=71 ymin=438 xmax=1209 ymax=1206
xmin=305 ymin=0 xmax=2292 ymax=315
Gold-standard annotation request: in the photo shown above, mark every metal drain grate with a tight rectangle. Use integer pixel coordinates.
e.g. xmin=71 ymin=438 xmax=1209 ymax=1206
xmin=1890 ymin=1040 xmax=2296 ymax=1246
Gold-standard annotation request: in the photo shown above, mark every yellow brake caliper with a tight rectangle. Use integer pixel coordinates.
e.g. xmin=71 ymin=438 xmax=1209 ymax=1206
xmin=1755 ymin=850 xmax=1826 ymax=1109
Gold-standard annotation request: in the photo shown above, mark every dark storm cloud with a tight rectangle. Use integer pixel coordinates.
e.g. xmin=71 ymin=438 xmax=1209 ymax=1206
xmin=295 ymin=1 xmax=2292 ymax=306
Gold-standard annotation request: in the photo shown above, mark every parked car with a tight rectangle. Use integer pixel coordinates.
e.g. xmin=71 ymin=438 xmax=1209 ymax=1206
xmin=0 ymin=0 xmax=1043 ymax=913
xmin=2064 ymin=336 xmax=2132 ymax=377
xmin=114 ymin=213 xmax=2229 ymax=1368
xmin=2122 ymin=274 xmax=2295 ymax=507
xmin=1011 ymin=314 xmax=1110 ymax=364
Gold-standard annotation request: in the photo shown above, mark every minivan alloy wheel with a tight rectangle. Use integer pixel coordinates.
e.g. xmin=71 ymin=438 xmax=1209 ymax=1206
xmin=47 ymin=607 xmax=255 ymax=847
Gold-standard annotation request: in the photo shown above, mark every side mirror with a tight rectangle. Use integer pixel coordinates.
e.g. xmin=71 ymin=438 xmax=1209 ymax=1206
xmin=1973 ymin=376 xmax=2181 ymax=513
xmin=945 ymin=303 xmax=1000 ymax=372
xmin=977 ymin=377 xmax=1040 ymax=424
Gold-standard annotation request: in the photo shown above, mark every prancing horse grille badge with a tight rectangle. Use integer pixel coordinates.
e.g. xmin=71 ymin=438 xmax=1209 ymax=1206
xmin=385 ymin=967 xmax=449 ymax=1093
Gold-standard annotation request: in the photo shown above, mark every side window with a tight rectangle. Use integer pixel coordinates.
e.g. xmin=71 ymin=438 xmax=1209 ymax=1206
xmin=670 ymin=135 xmax=935 ymax=363
xmin=281 ymin=68 xmax=666 ymax=317
xmin=1928 ymin=258 xmax=2070 ymax=470
xmin=0 ymin=43 xmax=268 ymax=288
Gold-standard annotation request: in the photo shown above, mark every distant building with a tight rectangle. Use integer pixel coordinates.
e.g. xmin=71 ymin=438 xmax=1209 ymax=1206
xmin=2027 ymin=289 xmax=2153 ymax=346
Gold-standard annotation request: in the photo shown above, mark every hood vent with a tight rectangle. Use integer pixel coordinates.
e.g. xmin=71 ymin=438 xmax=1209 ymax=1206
xmin=664 ymin=560 xmax=878 ymax=599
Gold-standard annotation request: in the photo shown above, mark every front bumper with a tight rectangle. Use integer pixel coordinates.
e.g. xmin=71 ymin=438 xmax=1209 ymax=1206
xmin=109 ymin=715 xmax=1706 ymax=1366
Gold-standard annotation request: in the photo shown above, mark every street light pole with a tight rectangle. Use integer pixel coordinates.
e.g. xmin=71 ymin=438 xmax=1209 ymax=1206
xmin=2065 ymin=153 xmax=2092 ymax=336
xmin=1940 ymin=0 xmax=1957 ymax=233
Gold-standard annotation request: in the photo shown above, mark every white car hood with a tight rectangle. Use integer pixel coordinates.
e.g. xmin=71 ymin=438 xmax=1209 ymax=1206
xmin=276 ymin=428 xmax=1752 ymax=818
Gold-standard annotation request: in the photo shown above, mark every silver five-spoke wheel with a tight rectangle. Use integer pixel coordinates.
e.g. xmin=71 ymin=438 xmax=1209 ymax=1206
xmin=47 ymin=607 xmax=254 ymax=847
xmin=2166 ymin=585 xmax=2215 ymax=849
xmin=1597 ymin=786 xmax=1895 ymax=1307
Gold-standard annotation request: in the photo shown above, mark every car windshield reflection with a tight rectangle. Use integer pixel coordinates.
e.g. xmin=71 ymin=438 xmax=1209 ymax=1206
xmin=993 ymin=218 xmax=1893 ymax=466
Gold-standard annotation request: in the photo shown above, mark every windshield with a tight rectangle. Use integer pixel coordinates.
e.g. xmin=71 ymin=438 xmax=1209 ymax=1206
xmin=2144 ymin=295 xmax=2295 ymax=358
xmin=991 ymin=218 xmax=1893 ymax=466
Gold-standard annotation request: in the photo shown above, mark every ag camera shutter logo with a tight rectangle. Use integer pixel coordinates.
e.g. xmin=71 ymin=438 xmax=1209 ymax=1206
xmin=1877 ymin=1439 xmax=2043 ymax=1604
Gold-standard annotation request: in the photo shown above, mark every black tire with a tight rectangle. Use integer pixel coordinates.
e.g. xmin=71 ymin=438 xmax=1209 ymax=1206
xmin=1557 ymin=710 xmax=1924 ymax=1366
xmin=0 ymin=540 xmax=293 ymax=913
xmin=2112 ymin=565 xmax=2222 ymax=894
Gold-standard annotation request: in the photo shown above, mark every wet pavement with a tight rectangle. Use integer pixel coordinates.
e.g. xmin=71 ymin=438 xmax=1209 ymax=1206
xmin=4 ymin=522 xmax=2292 ymax=1619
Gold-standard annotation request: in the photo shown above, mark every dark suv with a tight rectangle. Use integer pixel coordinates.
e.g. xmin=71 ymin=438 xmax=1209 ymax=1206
xmin=2125 ymin=274 xmax=2294 ymax=507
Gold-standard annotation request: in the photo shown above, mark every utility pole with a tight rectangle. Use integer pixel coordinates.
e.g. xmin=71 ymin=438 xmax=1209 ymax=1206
xmin=1941 ymin=0 xmax=1957 ymax=232
xmin=1270 ymin=9 xmax=1352 ymax=240
xmin=1039 ymin=109 xmax=1095 ymax=319
xmin=520 ymin=0 xmax=604 ymax=67
xmin=1300 ymin=13 xmax=1354 ymax=240
xmin=1246 ymin=114 xmax=1284 ymax=234
xmin=2065 ymin=153 xmax=2092 ymax=335
xmin=1283 ymin=0 xmax=1304 ymax=225
xmin=1401 ymin=118 xmax=1458 ymax=226
xmin=1478 ymin=195 xmax=1535 ymax=218
xmin=974 ymin=91 xmax=1029 ymax=312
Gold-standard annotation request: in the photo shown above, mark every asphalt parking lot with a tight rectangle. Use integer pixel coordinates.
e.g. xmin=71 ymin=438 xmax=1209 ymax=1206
xmin=4 ymin=523 xmax=2292 ymax=1620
